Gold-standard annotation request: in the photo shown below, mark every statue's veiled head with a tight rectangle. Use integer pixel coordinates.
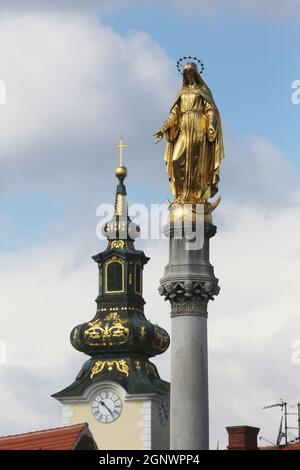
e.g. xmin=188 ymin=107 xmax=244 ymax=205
xmin=183 ymin=62 xmax=202 ymax=86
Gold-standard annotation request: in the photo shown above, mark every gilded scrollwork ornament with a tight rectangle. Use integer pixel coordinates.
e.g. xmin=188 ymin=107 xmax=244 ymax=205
xmin=83 ymin=312 xmax=130 ymax=346
xmin=90 ymin=359 xmax=129 ymax=379
xmin=111 ymin=240 xmax=127 ymax=250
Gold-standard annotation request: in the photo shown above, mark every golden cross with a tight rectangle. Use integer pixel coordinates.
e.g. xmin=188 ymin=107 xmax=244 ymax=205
xmin=114 ymin=136 xmax=128 ymax=167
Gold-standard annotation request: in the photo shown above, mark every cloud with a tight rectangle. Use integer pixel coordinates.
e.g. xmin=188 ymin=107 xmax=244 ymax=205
xmin=0 ymin=240 xmax=99 ymax=434
xmin=0 ymin=12 xmax=175 ymax=199
xmin=0 ymin=11 xmax=178 ymax=256
xmin=220 ymin=132 xmax=299 ymax=212
xmin=0 ymin=0 xmax=300 ymax=21
xmin=0 ymin=366 xmax=65 ymax=435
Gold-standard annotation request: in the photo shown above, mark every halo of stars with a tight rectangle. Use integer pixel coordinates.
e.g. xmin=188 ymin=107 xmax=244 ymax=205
xmin=176 ymin=56 xmax=205 ymax=75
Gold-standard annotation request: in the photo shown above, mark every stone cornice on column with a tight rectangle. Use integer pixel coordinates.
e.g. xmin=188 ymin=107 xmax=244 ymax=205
xmin=158 ymin=279 xmax=220 ymax=318
xmin=159 ymin=221 xmax=220 ymax=318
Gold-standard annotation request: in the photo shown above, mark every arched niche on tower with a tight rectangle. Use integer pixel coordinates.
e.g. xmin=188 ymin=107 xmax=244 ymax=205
xmin=104 ymin=257 xmax=125 ymax=294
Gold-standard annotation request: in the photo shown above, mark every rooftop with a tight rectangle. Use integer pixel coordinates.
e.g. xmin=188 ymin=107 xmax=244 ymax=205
xmin=0 ymin=423 xmax=97 ymax=450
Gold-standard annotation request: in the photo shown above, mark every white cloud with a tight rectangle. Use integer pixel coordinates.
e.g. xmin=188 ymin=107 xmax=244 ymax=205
xmin=220 ymin=133 xmax=299 ymax=210
xmin=0 ymin=12 xmax=175 ymax=196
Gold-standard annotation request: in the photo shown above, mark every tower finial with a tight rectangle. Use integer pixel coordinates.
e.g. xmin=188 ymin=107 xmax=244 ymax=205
xmin=114 ymin=136 xmax=128 ymax=180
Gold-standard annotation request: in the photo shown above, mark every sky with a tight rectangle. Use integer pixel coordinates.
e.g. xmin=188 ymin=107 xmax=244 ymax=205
xmin=0 ymin=0 xmax=300 ymax=449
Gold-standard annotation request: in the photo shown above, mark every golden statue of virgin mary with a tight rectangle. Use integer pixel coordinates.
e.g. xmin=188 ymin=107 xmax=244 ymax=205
xmin=154 ymin=61 xmax=224 ymax=210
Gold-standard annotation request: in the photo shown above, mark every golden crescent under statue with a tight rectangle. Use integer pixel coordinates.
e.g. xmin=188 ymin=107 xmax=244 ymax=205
xmin=154 ymin=61 xmax=224 ymax=212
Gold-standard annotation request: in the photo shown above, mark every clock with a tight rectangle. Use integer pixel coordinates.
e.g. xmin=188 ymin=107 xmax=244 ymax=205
xmin=159 ymin=397 xmax=169 ymax=427
xmin=91 ymin=391 xmax=122 ymax=423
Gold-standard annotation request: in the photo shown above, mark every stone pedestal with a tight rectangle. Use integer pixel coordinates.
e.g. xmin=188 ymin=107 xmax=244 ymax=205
xmin=159 ymin=217 xmax=219 ymax=450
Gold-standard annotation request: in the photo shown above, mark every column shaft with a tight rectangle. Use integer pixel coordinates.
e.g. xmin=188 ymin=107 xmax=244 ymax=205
xmin=170 ymin=315 xmax=209 ymax=450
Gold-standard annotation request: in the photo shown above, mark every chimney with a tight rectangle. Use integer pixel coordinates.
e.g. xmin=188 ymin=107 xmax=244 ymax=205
xmin=226 ymin=426 xmax=260 ymax=450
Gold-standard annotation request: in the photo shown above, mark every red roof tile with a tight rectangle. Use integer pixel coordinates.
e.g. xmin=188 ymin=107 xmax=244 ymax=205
xmin=0 ymin=423 xmax=89 ymax=450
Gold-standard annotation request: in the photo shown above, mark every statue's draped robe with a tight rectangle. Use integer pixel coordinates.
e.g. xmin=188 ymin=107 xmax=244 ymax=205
xmin=161 ymin=81 xmax=224 ymax=204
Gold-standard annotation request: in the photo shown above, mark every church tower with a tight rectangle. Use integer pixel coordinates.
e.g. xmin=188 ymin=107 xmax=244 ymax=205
xmin=53 ymin=143 xmax=170 ymax=450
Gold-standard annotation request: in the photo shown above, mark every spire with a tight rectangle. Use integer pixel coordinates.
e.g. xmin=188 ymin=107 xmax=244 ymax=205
xmin=102 ymin=137 xmax=140 ymax=243
xmin=114 ymin=136 xmax=128 ymax=218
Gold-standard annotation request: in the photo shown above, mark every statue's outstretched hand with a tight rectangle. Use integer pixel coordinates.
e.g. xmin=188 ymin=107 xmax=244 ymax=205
xmin=153 ymin=130 xmax=164 ymax=144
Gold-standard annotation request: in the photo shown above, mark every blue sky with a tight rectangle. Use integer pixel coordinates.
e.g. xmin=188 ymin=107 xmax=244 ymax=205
xmin=0 ymin=190 xmax=64 ymax=251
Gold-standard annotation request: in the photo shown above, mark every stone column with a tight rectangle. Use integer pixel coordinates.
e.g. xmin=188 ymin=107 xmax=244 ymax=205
xmin=159 ymin=213 xmax=219 ymax=450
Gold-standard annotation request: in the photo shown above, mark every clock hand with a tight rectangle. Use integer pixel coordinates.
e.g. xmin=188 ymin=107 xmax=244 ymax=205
xmin=100 ymin=399 xmax=113 ymax=414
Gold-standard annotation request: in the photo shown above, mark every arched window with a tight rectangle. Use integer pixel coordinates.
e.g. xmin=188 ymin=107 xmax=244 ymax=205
xmin=105 ymin=259 xmax=124 ymax=293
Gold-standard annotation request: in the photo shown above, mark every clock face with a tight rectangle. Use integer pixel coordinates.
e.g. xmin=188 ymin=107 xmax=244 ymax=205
xmin=91 ymin=391 xmax=122 ymax=423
